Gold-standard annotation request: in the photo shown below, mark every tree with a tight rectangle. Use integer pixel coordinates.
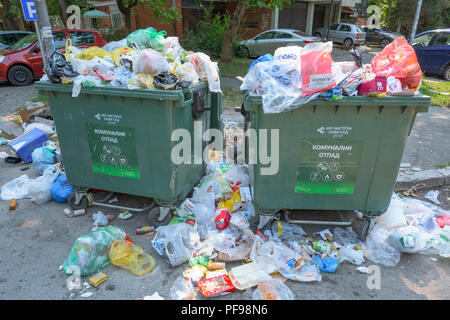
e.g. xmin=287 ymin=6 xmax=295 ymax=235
xmin=1 ymin=0 xmax=17 ymax=29
xmin=220 ymin=0 xmax=291 ymax=63
xmin=116 ymin=0 xmax=181 ymax=32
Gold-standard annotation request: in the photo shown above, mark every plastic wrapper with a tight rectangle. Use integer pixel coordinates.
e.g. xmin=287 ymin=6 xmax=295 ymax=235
xmin=320 ymin=86 xmax=343 ymax=101
xmin=111 ymin=47 xmax=135 ymax=67
xmin=365 ymin=225 xmax=401 ymax=267
xmin=338 ymin=68 xmax=365 ymax=96
xmin=279 ymin=260 xmax=322 ymax=282
xmin=424 ymin=190 xmax=440 ymax=205
xmin=169 ymin=276 xmax=196 ymax=300
xmin=72 ymin=75 xmax=103 ymax=98
xmin=252 ymin=278 xmax=294 ymax=300
xmin=28 ymin=166 xmax=60 ymax=205
xmin=75 ymin=46 xmax=111 ymax=60
xmin=110 ymin=66 xmax=132 ymax=88
xmin=198 ymin=275 xmax=235 ymax=297
xmin=301 ymin=41 xmax=335 ymax=97
xmin=436 ymin=215 xmax=450 ymax=228
xmin=136 ymin=48 xmax=170 ymax=76
xmin=0 ymin=175 xmax=31 ymax=200
xmin=93 ymin=211 xmax=109 ymax=228
xmin=175 ymin=62 xmax=199 ymax=84
xmin=62 ymin=226 xmax=126 ymax=276
xmin=371 ymin=37 xmax=422 ymax=90
xmin=270 ymin=221 xmax=306 ymax=242
xmin=183 ymin=264 xmax=208 ymax=283
xmin=109 ymin=240 xmax=155 ymax=276
xmin=217 ymin=189 xmax=242 ymax=213
xmin=187 ymin=52 xmax=221 ymax=93
xmin=339 ymin=246 xmax=365 ymax=265
xmin=128 ymin=72 xmax=154 ymax=89
xmin=333 ymin=227 xmax=362 ymax=246
xmin=31 ymin=146 xmax=56 ymax=175
xmin=427 ymin=226 xmax=450 ymax=257
xmin=153 ymin=71 xmax=178 ymax=89
xmin=50 ymin=173 xmax=74 ymax=203
xmin=250 ymin=239 xmax=298 ymax=275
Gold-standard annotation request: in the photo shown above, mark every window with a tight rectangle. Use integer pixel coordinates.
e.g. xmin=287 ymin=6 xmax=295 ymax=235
xmin=339 ymin=24 xmax=351 ymax=32
xmin=10 ymin=33 xmax=37 ymax=50
xmin=0 ymin=34 xmax=17 ymax=49
xmin=294 ymin=31 xmax=308 ymax=37
xmin=255 ymin=32 xmax=275 ymax=40
xmin=53 ymin=32 xmax=67 ymax=49
xmin=355 ymin=26 xmax=364 ymax=33
xmin=412 ymin=33 xmax=435 ymax=47
xmin=430 ymin=33 xmax=450 ymax=46
xmin=69 ymin=31 xmax=95 ymax=47
xmin=276 ymin=32 xmax=293 ymax=39
xmin=112 ymin=14 xmax=123 ymax=28
xmin=330 ymin=24 xmax=339 ymax=31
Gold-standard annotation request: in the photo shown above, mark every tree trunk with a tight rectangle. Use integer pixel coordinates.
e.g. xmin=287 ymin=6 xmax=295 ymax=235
xmin=117 ymin=0 xmax=136 ymax=32
xmin=1 ymin=0 xmax=17 ymax=29
xmin=220 ymin=1 xmax=247 ymax=62
xmin=58 ymin=0 xmax=68 ymax=26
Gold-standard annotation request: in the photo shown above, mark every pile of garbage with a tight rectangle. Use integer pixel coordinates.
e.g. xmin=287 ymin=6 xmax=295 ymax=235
xmin=43 ymin=27 xmax=221 ymax=97
xmin=240 ymin=37 xmax=423 ymax=114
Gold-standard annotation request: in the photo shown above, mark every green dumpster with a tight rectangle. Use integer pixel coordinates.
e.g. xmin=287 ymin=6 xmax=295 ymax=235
xmin=242 ymin=93 xmax=430 ymax=217
xmin=35 ymin=81 xmax=221 ymax=223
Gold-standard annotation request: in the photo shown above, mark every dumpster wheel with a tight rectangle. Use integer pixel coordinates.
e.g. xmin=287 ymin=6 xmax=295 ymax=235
xmin=146 ymin=206 xmax=172 ymax=227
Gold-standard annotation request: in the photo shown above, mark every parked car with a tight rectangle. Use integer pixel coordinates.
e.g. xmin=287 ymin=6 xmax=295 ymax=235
xmin=411 ymin=29 xmax=450 ymax=81
xmin=313 ymin=23 xmax=366 ymax=47
xmin=0 ymin=29 xmax=106 ymax=86
xmin=0 ymin=31 xmax=32 ymax=50
xmin=238 ymin=29 xmax=321 ymax=58
xmin=362 ymin=27 xmax=403 ymax=48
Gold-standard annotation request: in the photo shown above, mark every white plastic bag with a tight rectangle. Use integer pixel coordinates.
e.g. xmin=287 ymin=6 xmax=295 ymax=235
xmin=28 ymin=166 xmax=60 ymax=204
xmin=187 ymin=52 xmax=221 ymax=93
xmin=376 ymin=199 xmax=408 ymax=230
xmin=365 ymin=225 xmax=401 ymax=267
xmin=169 ymin=276 xmax=196 ymax=300
xmin=250 ymin=239 xmax=298 ymax=274
xmin=388 ymin=226 xmax=433 ymax=253
xmin=102 ymin=39 xmax=127 ymax=53
xmin=136 ymin=48 xmax=170 ymax=76
xmin=93 ymin=211 xmax=109 ymax=227
xmin=1 ymin=175 xmax=32 ymax=200
xmin=339 ymin=246 xmax=365 ymax=265
xmin=279 ymin=260 xmax=322 ymax=282
xmin=175 ymin=62 xmax=199 ymax=84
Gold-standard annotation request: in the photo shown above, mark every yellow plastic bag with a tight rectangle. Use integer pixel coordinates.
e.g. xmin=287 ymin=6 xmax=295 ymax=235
xmin=109 ymin=240 xmax=155 ymax=276
xmin=128 ymin=72 xmax=154 ymax=89
xmin=75 ymin=46 xmax=111 ymax=60
xmin=218 ymin=189 xmax=242 ymax=213
xmin=111 ymin=47 xmax=135 ymax=67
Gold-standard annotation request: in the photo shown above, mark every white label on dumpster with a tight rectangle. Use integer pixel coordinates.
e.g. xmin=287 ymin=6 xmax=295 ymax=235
xmin=316 ymin=126 xmax=352 ymax=138
xmin=94 ymin=113 xmax=122 ymax=124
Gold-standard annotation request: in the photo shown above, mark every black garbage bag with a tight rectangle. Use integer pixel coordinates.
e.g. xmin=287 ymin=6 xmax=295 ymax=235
xmin=153 ymin=71 xmax=178 ymax=90
xmin=46 ymin=51 xmax=78 ymax=82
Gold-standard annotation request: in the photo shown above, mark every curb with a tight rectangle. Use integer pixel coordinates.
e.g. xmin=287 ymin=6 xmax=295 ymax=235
xmin=395 ymin=167 xmax=450 ymax=191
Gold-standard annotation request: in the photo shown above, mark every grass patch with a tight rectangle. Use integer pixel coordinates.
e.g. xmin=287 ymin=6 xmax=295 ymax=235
xmin=30 ymin=95 xmax=48 ymax=104
xmin=219 ymin=57 xmax=253 ymax=78
xmin=435 ymin=162 xmax=450 ymax=169
xmin=222 ymin=87 xmax=244 ymax=110
xmin=419 ymin=79 xmax=450 ymax=108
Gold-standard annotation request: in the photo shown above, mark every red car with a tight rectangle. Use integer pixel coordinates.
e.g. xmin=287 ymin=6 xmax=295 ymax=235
xmin=0 ymin=29 xmax=106 ymax=86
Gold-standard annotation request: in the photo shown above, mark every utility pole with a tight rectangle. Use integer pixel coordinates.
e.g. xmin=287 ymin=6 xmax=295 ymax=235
xmin=34 ymin=0 xmax=54 ymax=73
xmin=327 ymin=0 xmax=335 ymax=41
xmin=410 ymin=0 xmax=423 ymax=40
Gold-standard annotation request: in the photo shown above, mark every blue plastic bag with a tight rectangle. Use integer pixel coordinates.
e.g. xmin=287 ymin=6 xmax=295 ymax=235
xmin=248 ymin=54 xmax=274 ymax=72
xmin=50 ymin=173 xmax=75 ymax=203
xmin=31 ymin=146 xmax=56 ymax=175
xmin=313 ymin=254 xmax=340 ymax=273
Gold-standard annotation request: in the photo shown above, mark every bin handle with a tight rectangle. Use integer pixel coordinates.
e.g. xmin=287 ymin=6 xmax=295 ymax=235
xmin=183 ymin=89 xmax=194 ymax=108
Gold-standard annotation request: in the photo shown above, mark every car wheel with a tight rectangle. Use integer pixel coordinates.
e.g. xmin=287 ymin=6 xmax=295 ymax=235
xmin=343 ymin=38 xmax=353 ymax=47
xmin=7 ymin=65 xmax=33 ymax=86
xmin=239 ymin=46 xmax=250 ymax=58
xmin=444 ymin=65 xmax=450 ymax=81
xmin=380 ymin=38 xmax=390 ymax=48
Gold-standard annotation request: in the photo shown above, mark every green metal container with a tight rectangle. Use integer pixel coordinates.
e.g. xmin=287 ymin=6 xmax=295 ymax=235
xmin=35 ymin=81 xmax=220 ymax=206
xmin=243 ymin=93 xmax=430 ymax=216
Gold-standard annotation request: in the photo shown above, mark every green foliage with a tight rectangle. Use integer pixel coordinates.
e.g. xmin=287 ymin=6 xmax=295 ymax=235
xmin=182 ymin=8 xmax=231 ymax=58
xmin=101 ymin=28 xmax=129 ymax=42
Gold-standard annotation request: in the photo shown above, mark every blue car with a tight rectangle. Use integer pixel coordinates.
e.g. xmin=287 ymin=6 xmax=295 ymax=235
xmin=411 ymin=29 xmax=450 ymax=80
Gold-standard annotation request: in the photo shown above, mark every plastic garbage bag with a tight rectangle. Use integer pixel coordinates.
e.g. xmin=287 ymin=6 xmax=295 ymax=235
xmin=151 ymin=223 xmax=201 ymax=267
xmin=338 ymin=68 xmax=365 ymax=96
xmin=128 ymin=72 xmax=154 ymax=89
xmin=248 ymin=54 xmax=273 ymax=72
xmin=169 ymin=276 xmax=196 ymax=300
xmin=279 ymin=259 xmax=322 ymax=282
xmin=427 ymin=226 xmax=450 ymax=257
xmin=46 ymin=51 xmax=78 ymax=82
xmin=62 ymin=226 xmax=126 ymax=276
xmin=93 ymin=211 xmax=109 ymax=228
xmin=252 ymin=278 xmax=294 ymax=300
xmin=148 ymin=27 xmax=167 ymax=51
xmin=111 ymin=47 xmax=135 ymax=66
xmin=339 ymin=246 xmax=365 ymax=265
xmin=400 ymin=197 xmax=448 ymax=217
xmin=301 ymin=41 xmax=335 ymax=97
xmin=424 ymin=190 xmax=440 ymax=205
xmin=371 ymin=37 xmax=422 ymax=90
xmin=102 ymin=39 xmax=127 ymax=53
xmin=376 ymin=199 xmax=408 ymax=230
xmin=365 ymin=224 xmax=401 ymax=267
xmin=250 ymin=239 xmax=298 ymax=274
xmin=163 ymin=37 xmax=184 ymax=62
xmin=153 ymin=71 xmax=178 ymax=89
xmin=436 ymin=215 xmax=450 ymax=228
xmin=110 ymin=66 xmax=133 ymax=88
xmin=175 ymin=62 xmax=199 ymax=84
xmin=75 ymin=46 xmax=111 ymax=60
xmin=187 ymin=52 xmax=221 ymax=93
xmin=109 ymin=240 xmax=155 ymax=276
xmin=388 ymin=226 xmax=433 ymax=253
xmin=50 ymin=173 xmax=74 ymax=203
xmin=0 ymin=175 xmax=31 ymax=200
xmin=136 ymin=48 xmax=170 ymax=76
xmin=31 ymin=146 xmax=56 ymax=175
xmin=271 ymin=221 xmax=306 ymax=241
xmin=70 ymin=57 xmax=97 ymax=76
xmin=72 ymin=75 xmax=103 ymax=97
xmin=28 ymin=166 xmax=60 ymax=205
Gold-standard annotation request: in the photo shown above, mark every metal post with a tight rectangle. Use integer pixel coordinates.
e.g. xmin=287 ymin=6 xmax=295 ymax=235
xmin=410 ymin=0 xmax=423 ymax=41
xmin=34 ymin=0 xmax=54 ymax=73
